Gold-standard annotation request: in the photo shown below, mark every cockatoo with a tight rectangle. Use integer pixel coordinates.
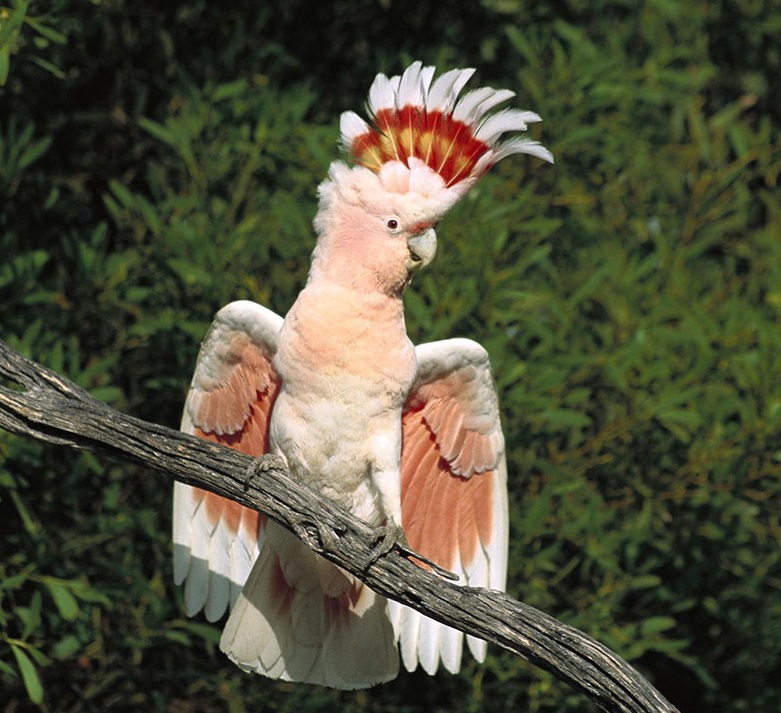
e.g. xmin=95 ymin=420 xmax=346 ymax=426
xmin=173 ymin=61 xmax=553 ymax=689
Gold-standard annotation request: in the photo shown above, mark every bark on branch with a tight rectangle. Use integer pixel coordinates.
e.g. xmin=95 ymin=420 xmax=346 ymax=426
xmin=0 ymin=338 xmax=679 ymax=713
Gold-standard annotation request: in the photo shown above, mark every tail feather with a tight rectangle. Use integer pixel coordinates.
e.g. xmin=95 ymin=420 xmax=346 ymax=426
xmin=220 ymin=525 xmax=399 ymax=689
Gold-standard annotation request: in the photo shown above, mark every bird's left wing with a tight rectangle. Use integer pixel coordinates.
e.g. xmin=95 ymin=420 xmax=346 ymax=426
xmin=173 ymin=300 xmax=283 ymax=622
xmin=391 ymin=338 xmax=509 ymax=675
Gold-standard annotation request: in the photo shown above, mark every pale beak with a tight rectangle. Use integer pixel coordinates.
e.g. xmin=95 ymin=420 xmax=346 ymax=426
xmin=407 ymin=228 xmax=437 ymax=271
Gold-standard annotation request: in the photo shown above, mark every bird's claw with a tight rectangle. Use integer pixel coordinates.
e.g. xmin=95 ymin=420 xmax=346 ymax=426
xmin=367 ymin=522 xmax=408 ymax=565
xmin=366 ymin=522 xmax=459 ymax=581
xmin=244 ymin=453 xmax=287 ymax=492
xmin=289 ymin=513 xmax=342 ymax=553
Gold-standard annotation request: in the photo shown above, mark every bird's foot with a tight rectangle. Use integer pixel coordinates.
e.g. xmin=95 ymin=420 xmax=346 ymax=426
xmin=289 ymin=512 xmax=344 ymax=554
xmin=367 ymin=522 xmax=459 ymax=581
xmin=243 ymin=453 xmax=287 ymax=491
xmin=368 ymin=521 xmax=409 ymax=564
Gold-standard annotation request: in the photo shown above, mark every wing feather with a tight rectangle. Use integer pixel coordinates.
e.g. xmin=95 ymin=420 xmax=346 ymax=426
xmin=173 ymin=300 xmax=283 ymax=621
xmin=398 ymin=603 xmax=422 ymax=672
xmin=417 ymin=612 xmax=442 ymax=674
xmin=394 ymin=338 xmax=508 ymax=674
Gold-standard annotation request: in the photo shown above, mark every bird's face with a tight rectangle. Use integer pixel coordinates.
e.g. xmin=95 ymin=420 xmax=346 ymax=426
xmin=312 ymin=165 xmax=444 ymax=296
xmin=384 ymin=215 xmax=437 ymax=274
xmin=323 ymin=203 xmax=437 ymax=295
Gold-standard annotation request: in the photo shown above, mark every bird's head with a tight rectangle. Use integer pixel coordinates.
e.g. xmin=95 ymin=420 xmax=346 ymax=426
xmin=310 ymin=61 xmax=553 ymax=296
xmin=310 ymin=163 xmax=439 ymax=295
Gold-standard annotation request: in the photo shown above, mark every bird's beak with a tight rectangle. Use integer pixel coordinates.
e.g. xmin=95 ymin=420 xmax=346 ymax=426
xmin=407 ymin=228 xmax=437 ymax=271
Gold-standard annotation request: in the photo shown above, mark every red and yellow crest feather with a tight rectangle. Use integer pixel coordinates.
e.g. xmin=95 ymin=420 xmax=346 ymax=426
xmin=340 ymin=62 xmax=553 ymax=192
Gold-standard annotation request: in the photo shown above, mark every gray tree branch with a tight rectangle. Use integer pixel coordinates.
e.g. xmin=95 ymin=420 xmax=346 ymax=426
xmin=0 ymin=338 xmax=679 ymax=713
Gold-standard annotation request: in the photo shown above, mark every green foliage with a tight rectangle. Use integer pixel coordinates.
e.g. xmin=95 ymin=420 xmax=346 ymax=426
xmin=1 ymin=0 xmax=780 ymax=711
xmin=0 ymin=0 xmax=70 ymax=85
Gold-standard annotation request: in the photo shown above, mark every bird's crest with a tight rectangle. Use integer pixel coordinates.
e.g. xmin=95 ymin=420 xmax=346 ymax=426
xmin=340 ymin=62 xmax=553 ymax=200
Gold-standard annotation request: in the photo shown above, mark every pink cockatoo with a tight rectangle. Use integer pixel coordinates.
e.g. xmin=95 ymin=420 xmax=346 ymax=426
xmin=173 ymin=61 xmax=553 ymax=689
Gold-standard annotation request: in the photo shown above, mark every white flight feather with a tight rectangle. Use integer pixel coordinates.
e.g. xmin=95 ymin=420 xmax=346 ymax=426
xmin=396 ymin=60 xmax=423 ymax=107
xmin=474 ymin=108 xmax=543 ymax=144
xmin=490 ymin=136 xmax=555 ymax=164
xmin=472 ymin=88 xmax=517 ymax=119
xmin=398 ymin=603 xmax=423 ymax=672
xmin=419 ymin=64 xmax=436 ymax=99
xmin=452 ymin=87 xmax=497 ymax=123
xmin=426 ymin=67 xmax=473 ymax=113
xmin=368 ymin=72 xmax=395 ymax=115
xmin=339 ymin=110 xmax=369 ymax=145
xmin=417 ymin=613 xmax=443 ymax=674
xmin=203 ymin=516 xmax=232 ymax=621
xmin=439 ymin=622 xmax=464 ymax=674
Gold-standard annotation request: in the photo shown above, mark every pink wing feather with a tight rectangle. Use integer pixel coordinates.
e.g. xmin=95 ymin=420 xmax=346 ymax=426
xmin=391 ymin=338 xmax=509 ymax=674
xmin=173 ymin=300 xmax=283 ymax=622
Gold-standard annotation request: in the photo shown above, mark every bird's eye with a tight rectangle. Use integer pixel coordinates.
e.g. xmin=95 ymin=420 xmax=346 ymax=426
xmin=386 ymin=218 xmax=399 ymax=231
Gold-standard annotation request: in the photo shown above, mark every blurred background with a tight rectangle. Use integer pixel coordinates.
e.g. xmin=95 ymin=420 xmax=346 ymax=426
xmin=1 ymin=1 xmax=779 ymax=711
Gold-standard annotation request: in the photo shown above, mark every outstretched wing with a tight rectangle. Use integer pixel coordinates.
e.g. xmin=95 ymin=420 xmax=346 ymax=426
xmin=173 ymin=300 xmax=283 ymax=622
xmin=390 ymin=338 xmax=509 ymax=675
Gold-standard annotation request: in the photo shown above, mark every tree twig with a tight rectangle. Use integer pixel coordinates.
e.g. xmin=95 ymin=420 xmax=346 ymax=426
xmin=0 ymin=338 xmax=679 ymax=713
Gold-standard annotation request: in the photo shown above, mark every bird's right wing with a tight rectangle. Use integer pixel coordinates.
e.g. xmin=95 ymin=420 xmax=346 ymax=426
xmin=173 ymin=300 xmax=283 ymax=622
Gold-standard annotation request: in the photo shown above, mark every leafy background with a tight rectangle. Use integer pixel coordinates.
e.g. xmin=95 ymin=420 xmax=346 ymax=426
xmin=1 ymin=0 xmax=780 ymax=711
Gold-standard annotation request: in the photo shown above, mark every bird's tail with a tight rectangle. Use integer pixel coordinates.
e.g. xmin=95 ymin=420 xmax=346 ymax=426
xmin=219 ymin=522 xmax=399 ymax=689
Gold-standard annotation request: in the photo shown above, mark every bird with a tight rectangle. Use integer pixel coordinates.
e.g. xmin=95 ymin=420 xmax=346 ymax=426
xmin=172 ymin=60 xmax=553 ymax=689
